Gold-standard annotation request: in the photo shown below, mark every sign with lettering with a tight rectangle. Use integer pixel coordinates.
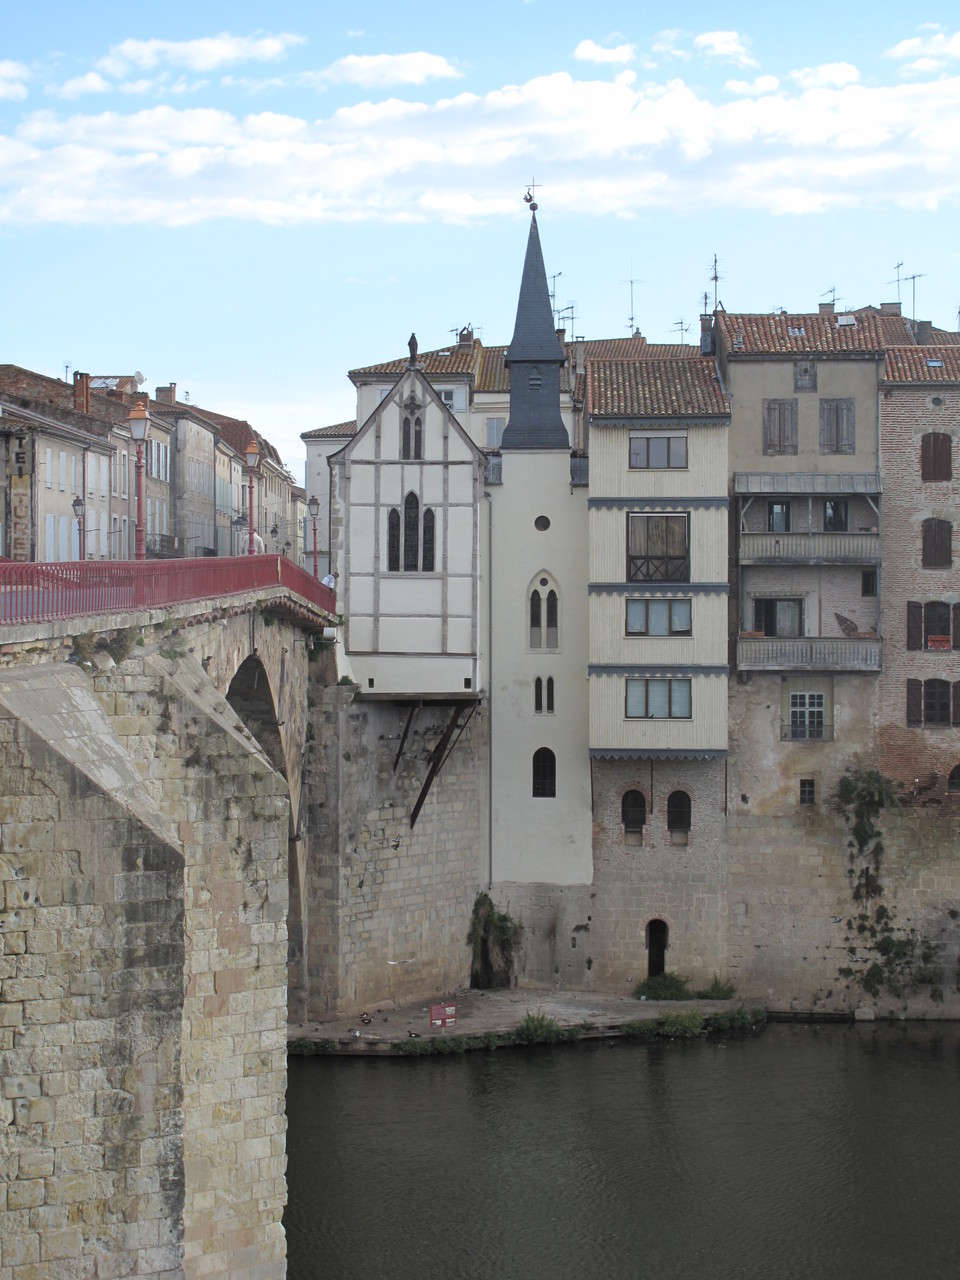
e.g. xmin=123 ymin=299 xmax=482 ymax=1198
xmin=430 ymin=1003 xmax=457 ymax=1029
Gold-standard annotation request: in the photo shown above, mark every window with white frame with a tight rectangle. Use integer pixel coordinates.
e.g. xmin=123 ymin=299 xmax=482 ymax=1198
xmin=626 ymin=598 xmax=692 ymax=636
xmin=625 ymin=678 xmax=691 ymax=719
xmin=789 ymin=692 xmax=825 ymax=740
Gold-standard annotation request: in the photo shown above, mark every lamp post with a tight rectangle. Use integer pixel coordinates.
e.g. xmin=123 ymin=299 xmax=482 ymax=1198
xmin=245 ymin=441 xmax=260 ymax=555
xmin=271 ymin=522 xmax=279 ymax=554
xmin=128 ymin=403 xmax=150 ymax=561
xmin=307 ymin=495 xmax=320 ymax=579
xmin=71 ymin=495 xmax=85 ymax=560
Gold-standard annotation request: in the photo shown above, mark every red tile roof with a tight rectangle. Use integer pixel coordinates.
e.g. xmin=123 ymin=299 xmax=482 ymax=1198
xmin=301 ymin=421 xmax=357 ymax=439
xmin=716 ymin=310 xmax=887 ymax=357
xmin=883 ymin=346 xmax=960 ymax=384
xmin=587 ymin=358 xmax=728 ymax=419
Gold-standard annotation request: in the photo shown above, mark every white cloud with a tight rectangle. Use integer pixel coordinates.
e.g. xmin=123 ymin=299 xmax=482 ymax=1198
xmin=651 ymin=30 xmax=690 ymax=61
xmin=317 ymin=53 xmax=461 ymax=88
xmin=55 ymin=71 xmax=111 ymax=100
xmin=790 ymin=63 xmax=859 ymax=90
xmin=886 ymin=28 xmax=960 ymax=63
xmin=694 ymin=31 xmax=757 ymax=68
xmin=573 ymin=39 xmax=635 ymax=65
xmin=98 ymin=33 xmax=305 ymax=78
xmin=5 ymin=65 xmax=960 ymax=228
xmin=0 ymin=60 xmax=30 ymax=101
xmin=725 ymin=75 xmax=779 ymax=96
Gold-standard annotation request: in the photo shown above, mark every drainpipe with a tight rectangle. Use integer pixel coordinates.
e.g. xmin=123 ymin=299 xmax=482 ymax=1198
xmin=485 ymin=489 xmax=493 ymax=890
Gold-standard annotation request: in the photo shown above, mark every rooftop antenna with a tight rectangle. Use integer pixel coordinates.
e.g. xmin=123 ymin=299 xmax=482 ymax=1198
xmin=674 ymin=317 xmax=691 ymax=344
xmin=549 ymin=272 xmax=563 ymax=326
xmin=709 ymin=253 xmax=721 ymax=311
xmin=821 ymin=286 xmax=837 ymax=306
xmin=702 ymin=291 xmax=709 ymax=316
xmin=904 ymin=272 xmax=926 ymax=321
xmin=621 ymin=260 xmax=644 ymax=335
xmin=558 ymin=302 xmax=578 ymax=340
xmin=889 ymin=261 xmax=904 ymax=304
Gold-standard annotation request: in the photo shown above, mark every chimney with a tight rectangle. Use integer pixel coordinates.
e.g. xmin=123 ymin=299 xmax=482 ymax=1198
xmin=575 ymin=339 xmax=586 ymax=376
xmin=915 ymin=319 xmax=933 ymax=345
xmin=457 ymin=326 xmax=473 ymax=348
xmin=699 ymin=315 xmax=715 ymax=356
xmin=155 ymin=383 xmax=177 ymax=406
xmin=556 ymin=328 xmax=566 ymax=344
xmin=880 ymin=301 xmax=902 ymax=315
xmin=819 ymin=302 xmax=834 ymax=316
xmin=73 ymin=371 xmax=90 ymax=415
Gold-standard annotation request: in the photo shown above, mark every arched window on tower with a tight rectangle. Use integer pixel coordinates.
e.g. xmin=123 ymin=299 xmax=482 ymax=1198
xmin=401 ymin=416 xmax=411 ymax=460
xmin=422 ymin=508 xmax=435 ymax=572
xmin=532 ymin=747 xmax=556 ymax=797
xmin=534 ymin=677 xmax=543 ymax=714
xmin=414 ymin=416 xmax=423 ymax=460
xmin=546 ymin=590 xmax=559 ymax=649
xmin=546 ymin=677 xmax=554 ymax=713
xmin=388 ymin=508 xmax=400 ymax=572
xmin=530 ymin=590 xmax=542 ymax=648
xmin=403 ymin=493 xmax=420 ymax=571
xmin=622 ymin=790 xmax=646 ymax=847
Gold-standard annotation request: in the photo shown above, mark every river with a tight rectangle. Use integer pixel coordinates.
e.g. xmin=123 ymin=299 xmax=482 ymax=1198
xmin=284 ymin=1022 xmax=960 ymax=1279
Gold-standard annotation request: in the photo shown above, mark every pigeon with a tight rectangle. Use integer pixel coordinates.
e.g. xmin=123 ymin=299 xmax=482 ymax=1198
xmin=408 ymin=1030 xmax=420 ymax=1039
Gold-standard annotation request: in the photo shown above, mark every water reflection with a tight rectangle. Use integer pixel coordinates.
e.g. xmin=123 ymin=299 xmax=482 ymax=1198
xmin=285 ymin=1024 xmax=960 ymax=1280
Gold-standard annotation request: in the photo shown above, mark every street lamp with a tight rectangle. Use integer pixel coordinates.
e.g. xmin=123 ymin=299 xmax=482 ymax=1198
xmin=71 ymin=495 xmax=85 ymax=560
xmin=271 ymin=522 xmax=279 ymax=553
xmin=307 ymin=494 xmax=320 ymax=579
xmin=128 ymin=404 xmax=150 ymax=561
xmin=245 ymin=441 xmax=260 ymax=555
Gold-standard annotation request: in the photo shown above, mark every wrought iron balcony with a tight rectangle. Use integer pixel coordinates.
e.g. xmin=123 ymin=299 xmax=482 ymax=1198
xmin=738 ymin=635 xmax=882 ymax=672
xmin=739 ymin=531 xmax=880 ymax=565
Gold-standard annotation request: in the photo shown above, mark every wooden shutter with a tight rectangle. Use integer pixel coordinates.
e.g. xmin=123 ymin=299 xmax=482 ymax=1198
xmin=923 ymin=518 xmax=953 ymax=568
xmin=819 ymin=400 xmax=834 ymax=453
xmin=762 ymin=401 xmax=777 ymax=454
xmin=907 ymin=602 xmax=922 ymax=651
xmin=953 ymin=602 xmax=960 ymax=649
xmin=907 ymin=679 xmax=923 ymax=726
xmin=837 ymin=401 xmax=855 ymax=454
xmin=954 ymin=682 xmax=960 ymax=727
xmin=784 ymin=401 xmax=798 ymax=454
xmin=921 ymin=432 xmax=934 ymax=480
xmin=922 ymin=433 xmax=953 ymax=482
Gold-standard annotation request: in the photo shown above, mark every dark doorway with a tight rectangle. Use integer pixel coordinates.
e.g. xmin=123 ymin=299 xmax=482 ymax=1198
xmin=647 ymin=918 xmax=668 ymax=978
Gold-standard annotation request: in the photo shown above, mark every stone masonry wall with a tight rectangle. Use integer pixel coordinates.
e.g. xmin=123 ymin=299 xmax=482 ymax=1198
xmin=300 ymin=685 xmax=487 ymax=1017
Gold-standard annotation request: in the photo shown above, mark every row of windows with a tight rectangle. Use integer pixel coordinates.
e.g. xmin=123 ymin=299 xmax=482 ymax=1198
xmin=188 ymin=458 xmax=213 ymax=496
xmin=765 ymin=499 xmax=857 ymax=533
xmin=145 ymin=439 xmax=170 ymax=481
xmin=622 ymin=790 xmax=691 ymax=845
xmin=625 ymin=678 xmax=691 ymax=719
xmin=762 ymin=398 xmax=855 ymax=456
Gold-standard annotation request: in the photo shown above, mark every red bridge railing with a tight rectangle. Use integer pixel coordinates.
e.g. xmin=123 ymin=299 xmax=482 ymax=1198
xmin=0 ymin=557 xmax=336 ymax=626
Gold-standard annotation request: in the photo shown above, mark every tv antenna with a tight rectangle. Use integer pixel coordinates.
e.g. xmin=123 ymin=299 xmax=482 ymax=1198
xmin=621 ymin=261 xmax=644 ymax=335
xmin=674 ymin=317 xmax=691 ymax=344
xmin=821 ymin=286 xmax=837 ymax=306
xmin=709 ymin=253 xmax=721 ymax=311
xmin=904 ymin=272 xmax=926 ymax=321
xmin=549 ymin=272 xmax=563 ymax=325
xmin=558 ymin=302 xmax=578 ymax=338
xmin=889 ymin=262 xmax=904 ymax=304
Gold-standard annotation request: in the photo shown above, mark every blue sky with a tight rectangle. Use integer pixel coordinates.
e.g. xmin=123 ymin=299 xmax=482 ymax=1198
xmin=2 ymin=1 xmax=960 ymax=475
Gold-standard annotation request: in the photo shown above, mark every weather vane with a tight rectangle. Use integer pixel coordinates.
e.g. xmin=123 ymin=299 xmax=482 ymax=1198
xmin=523 ymin=177 xmax=540 ymax=212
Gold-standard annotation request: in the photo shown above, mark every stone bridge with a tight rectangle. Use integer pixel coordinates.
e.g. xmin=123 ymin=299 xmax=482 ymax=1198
xmin=0 ymin=569 xmax=334 ymax=1279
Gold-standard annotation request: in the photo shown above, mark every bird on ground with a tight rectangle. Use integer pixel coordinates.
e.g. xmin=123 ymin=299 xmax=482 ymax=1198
xmin=408 ymin=1030 xmax=420 ymax=1039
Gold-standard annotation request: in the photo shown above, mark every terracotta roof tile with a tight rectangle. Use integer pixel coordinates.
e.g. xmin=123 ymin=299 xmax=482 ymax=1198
xmin=883 ymin=346 xmax=960 ymax=384
xmin=301 ymin=421 xmax=357 ymax=439
xmin=716 ymin=310 xmax=887 ymax=356
xmin=587 ymin=358 xmax=728 ymax=419
xmin=930 ymin=328 xmax=960 ymax=345
xmin=350 ymin=344 xmax=482 ymax=381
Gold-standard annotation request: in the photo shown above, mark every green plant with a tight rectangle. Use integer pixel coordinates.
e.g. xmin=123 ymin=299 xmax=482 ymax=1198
xmin=337 ymin=675 xmax=355 ymax=686
xmin=659 ymin=1009 xmax=705 ymax=1038
xmin=512 ymin=1010 xmax=582 ymax=1045
xmin=633 ymin=972 xmax=692 ymax=1001
xmin=467 ymin=892 xmax=522 ymax=990
xmin=704 ymin=1006 xmax=755 ymax=1034
xmin=694 ymin=974 xmax=736 ymax=1000
xmin=620 ymin=1020 xmax=659 ymax=1041
xmin=833 ymin=767 xmax=899 ymax=902
xmin=287 ymin=1038 xmax=337 ymax=1055
xmin=71 ymin=632 xmax=97 ymax=665
xmin=106 ymin=626 xmax=138 ymax=664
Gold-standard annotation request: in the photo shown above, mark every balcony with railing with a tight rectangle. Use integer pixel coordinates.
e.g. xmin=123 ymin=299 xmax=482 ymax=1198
xmin=737 ymin=634 xmax=882 ymax=672
xmin=780 ymin=719 xmax=835 ymax=742
xmin=739 ymin=530 xmax=880 ymax=565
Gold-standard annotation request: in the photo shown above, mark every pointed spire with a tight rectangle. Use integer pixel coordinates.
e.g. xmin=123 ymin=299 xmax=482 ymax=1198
xmin=505 ymin=214 xmax=566 ymax=366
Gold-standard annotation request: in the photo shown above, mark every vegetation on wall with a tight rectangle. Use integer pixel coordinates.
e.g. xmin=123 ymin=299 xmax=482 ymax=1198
xmin=467 ymin=892 xmax=522 ymax=989
xmin=833 ymin=767 xmax=945 ymax=1004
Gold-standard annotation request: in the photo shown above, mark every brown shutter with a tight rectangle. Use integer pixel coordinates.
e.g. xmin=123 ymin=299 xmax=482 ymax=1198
xmin=954 ymin=682 xmax=960 ymax=728
xmin=921 ymin=432 xmax=934 ymax=481
xmin=762 ymin=401 xmax=776 ymax=454
xmin=934 ymin=432 xmax=952 ymax=481
xmin=937 ymin=519 xmax=953 ymax=567
xmin=953 ymin=603 xmax=960 ymax=649
xmin=907 ymin=602 xmax=923 ymax=650
xmin=819 ymin=399 xmax=832 ymax=452
xmin=907 ymin=679 xmax=923 ymax=726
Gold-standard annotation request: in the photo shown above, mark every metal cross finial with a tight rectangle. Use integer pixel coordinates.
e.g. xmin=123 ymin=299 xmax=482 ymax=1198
xmin=523 ymin=177 xmax=540 ymax=212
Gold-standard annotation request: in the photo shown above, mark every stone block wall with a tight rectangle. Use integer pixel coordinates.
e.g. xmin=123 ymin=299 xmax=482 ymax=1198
xmin=299 ymin=684 xmax=487 ymax=1017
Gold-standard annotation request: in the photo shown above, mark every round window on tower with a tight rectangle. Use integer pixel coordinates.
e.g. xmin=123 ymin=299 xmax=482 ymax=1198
xmin=535 ymin=516 xmax=550 ymax=531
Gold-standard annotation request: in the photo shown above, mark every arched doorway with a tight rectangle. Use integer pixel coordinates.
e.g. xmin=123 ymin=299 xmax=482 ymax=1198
xmin=647 ymin=918 xmax=668 ymax=978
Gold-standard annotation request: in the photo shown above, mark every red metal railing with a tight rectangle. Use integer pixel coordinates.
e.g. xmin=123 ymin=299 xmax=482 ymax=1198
xmin=0 ymin=557 xmax=336 ymax=625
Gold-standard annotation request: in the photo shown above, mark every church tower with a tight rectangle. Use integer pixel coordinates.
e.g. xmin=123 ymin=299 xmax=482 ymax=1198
xmin=501 ymin=209 xmax=569 ymax=450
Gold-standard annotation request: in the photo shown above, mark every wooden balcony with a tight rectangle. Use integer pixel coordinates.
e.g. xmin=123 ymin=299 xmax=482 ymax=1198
xmin=739 ymin=531 xmax=880 ymax=565
xmin=737 ymin=635 xmax=882 ymax=672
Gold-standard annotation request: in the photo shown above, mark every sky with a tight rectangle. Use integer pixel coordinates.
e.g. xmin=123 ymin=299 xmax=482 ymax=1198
xmin=2 ymin=1 xmax=960 ymax=478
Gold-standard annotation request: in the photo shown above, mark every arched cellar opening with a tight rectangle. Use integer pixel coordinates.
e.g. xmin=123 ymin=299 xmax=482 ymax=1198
xmin=646 ymin=918 xmax=669 ymax=978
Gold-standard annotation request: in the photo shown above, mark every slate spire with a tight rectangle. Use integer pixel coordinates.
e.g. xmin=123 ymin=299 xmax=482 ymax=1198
xmin=501 ymin=211 xmax=569 ymax=449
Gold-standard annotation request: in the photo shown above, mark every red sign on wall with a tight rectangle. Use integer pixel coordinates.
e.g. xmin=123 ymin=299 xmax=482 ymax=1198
xmin=430 ymin=1003 xmax=457 ymax=1028
xmin=928 ymin=635 xmax=951 ymax=650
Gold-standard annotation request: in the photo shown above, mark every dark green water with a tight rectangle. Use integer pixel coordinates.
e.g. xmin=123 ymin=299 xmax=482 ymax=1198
xmin=284 ymin=1023 xmax=960 ymax=1280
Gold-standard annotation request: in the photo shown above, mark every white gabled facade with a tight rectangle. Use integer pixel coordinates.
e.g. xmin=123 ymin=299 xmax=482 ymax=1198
xmin=329 ymin=360 xmax=485 ymax=697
